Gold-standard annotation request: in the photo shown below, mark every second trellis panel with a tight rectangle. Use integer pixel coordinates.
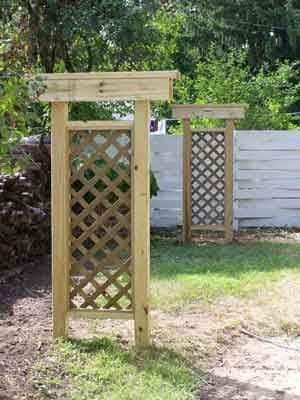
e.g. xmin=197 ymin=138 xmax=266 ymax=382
xmin=173 ymin=104 xmax=247 ymax=243
xmin=190 ymin=129 xmax=226 ymax=227
xmin=183 ymin=126 xmax=231 ymax=241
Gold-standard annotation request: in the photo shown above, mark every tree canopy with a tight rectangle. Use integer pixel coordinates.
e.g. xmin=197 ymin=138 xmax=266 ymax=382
xmin=1 ymin=0 xmax=300 ymax=165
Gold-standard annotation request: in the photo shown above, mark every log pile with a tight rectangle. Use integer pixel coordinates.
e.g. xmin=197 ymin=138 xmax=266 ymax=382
xmin=0 ymin=137 xmax=51 ymax=277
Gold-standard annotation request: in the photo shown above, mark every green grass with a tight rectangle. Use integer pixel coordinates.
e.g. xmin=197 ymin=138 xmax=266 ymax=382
xmin=32 ymin=338 xmax=198 ymax=400
xmin=151 ymin=238 xmax=300 ymax=309
xmin=33 ymin=238 xmax=300 ymax=399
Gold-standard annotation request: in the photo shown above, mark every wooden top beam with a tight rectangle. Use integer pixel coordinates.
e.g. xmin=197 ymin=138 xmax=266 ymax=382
xmin=41 ymin=71 xmax=180 ymax=80
xmin=36 ymin=71 xmax=180 ymax=102
xmin=67 ymin=120 xmax=133 ymax=130
xmin=172 ymin=104 xmax=248 ymax=120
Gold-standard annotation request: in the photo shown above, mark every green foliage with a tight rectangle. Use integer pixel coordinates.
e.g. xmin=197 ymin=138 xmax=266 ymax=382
xmin=0 ymin=72 xmax=48 ymax=172
xmin=0 ymin=14 xmax=49 ymax=172
xmin=70 ymin=102 xmax=133 ymax=122
xmin=0 ymin=75 xmax=28 ymax=167
xmin=150 ymin=169 xmax=159 ymax=197
xmin=1 ymin=0 xmax=300 ymax=149
xmin=174 ymin=49 xmax=300 ymax=129
xmin=0 ymin=25 xmax=30 ymax=171
xmin=158 ymin=0 xmax=300 ymax=72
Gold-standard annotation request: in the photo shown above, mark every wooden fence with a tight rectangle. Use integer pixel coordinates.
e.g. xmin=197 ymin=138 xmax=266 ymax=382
xmin=150 ymin=131 xmax=300 ymax=229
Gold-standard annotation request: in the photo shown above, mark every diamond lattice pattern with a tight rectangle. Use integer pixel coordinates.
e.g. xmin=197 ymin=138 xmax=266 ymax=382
xmin=69 ymin=129 xmax=132 ymax=311
xmin=191 ymin=131 xmax=225 ymax=226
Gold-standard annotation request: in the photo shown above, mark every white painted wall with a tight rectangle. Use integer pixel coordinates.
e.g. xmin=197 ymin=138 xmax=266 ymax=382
xmin=150 ymin=131 xmax=300 ymax=229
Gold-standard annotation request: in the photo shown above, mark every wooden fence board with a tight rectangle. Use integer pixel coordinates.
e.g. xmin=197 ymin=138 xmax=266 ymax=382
xmin=236 ymin=150 xmax=300 ymax=161
xmin=236 ymin=170 xmax=300 ymax=180
xmin=150 ymin=131 xmax=300 ymax=229
xmin=237 ymin=132 xmax=300 ymax=150
xmin=238 ymin=159 xmax=300 ymax=171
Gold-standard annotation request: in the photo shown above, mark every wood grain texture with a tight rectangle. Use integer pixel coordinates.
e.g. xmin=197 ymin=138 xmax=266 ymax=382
xmin=224 ymin=120 xmax=234 ymax=242
xmin=172 ymin=104 xmax=247 ymax=120
xmin=37 ymin=71 xmax=179 ymax=102
xmin=184 ymin=129 xmax=226 ymax=237
xmin=38 ymin=71 xmax=180 ymax=80
xmin=132 ymin=100 xmax=151 ymax=346
xmin=51 ymin=102 xmax=70 ymax=338
xmin=235 ymin=131 xmax=300 ymax=229
xmin=69 ymin=129 xmax=132 ymax=312
xmin=68 ymin=309 xmax=133 ymax=320
xmin=67 ymin=120 xmax=133 ymax=130
xmin=191 ymin=224 xmax=225 ymax=231
xmin=182 ymin=119 xmax=192 ymax=242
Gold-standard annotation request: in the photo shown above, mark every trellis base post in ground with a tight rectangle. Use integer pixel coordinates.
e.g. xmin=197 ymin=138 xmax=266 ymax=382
xmin=224 ymin=119 xmax=234 ymax=243
xmin=51 ymin=102 xmax=70 ymax=338
xmin=132 ymin=100 xmax=151 ymax=347
xmin=182 ymin=119 xmax=192 ymax=243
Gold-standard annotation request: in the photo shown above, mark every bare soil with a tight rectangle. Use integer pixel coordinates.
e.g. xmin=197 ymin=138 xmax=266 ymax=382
xmin=1 ymin=230 xmax=300 ymax=399
xmin=199 ymin=337 xmax=300 ymax=400
xmin=0 ymin=256 xmax=52 ymax=400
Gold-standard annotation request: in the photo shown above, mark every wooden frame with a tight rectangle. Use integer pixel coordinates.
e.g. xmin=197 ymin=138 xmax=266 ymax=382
xmin=38 ymin=71 xmax=179 ymax=347
xmin=172 ymin=104 xmax=247 ymax=243
xmin=38 ymin=71 xmax=179 ymax=102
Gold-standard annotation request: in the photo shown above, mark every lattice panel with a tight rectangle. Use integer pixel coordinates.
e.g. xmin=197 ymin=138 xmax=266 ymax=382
xmin=69 ymin=129 xmax=132 ymax=311
xmin=191 ymin=131 xmax=225 ymax=226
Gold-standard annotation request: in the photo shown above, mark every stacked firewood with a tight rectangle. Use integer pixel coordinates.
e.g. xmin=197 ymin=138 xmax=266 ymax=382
xmin=0 ymin=137 xmax=51 ymax=276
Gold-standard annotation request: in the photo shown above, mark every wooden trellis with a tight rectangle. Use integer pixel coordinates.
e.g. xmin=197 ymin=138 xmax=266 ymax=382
xmin=69 ymin=123 xmax=132 ymax=313
xmin=172 ymin=104 xmax=247 ymax=243
xmin=38 ymin=71 xmax=179 ymax=346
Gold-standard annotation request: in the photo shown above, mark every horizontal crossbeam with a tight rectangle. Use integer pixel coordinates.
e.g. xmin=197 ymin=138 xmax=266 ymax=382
xmin=172 ymin=104 xmax=247 ymax=120
xmin=67 ymin=121 xmax=134 ymax=131
xmin=68 ymin=309 xmax=134 ymax=320
xmin=36 ymin=71 xmax=180 ymax=102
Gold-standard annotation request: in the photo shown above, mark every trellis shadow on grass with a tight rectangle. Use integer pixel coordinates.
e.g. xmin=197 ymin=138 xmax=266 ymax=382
xmin=34 ymin=337 xmax=199 ymax=399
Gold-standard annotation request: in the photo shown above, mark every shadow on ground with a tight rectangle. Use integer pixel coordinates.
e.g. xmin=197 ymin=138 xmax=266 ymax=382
xmin=0 ymin=255 xmax=51 ymax=400
xmin=199 ymin=375 xmax=300 ymax=400
xmin=0 ymin=255 xmax=51 ymax=319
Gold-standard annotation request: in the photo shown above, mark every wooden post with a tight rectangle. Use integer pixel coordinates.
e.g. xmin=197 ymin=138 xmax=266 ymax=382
xmin=224 ymin=119 xmax=234 ymax=242
xmin=132 ymin=100 xmax=150 ymax=346
xmin=182 ymin=119 xmax=192 ymax=243
xmin=51 ymin=102 xmax=70 ymax=338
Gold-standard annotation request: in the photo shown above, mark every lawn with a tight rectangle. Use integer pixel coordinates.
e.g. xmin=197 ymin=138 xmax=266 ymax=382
xmin=151 ymin=237 xmax=300 ymax=309
xmin=32 ymin=238 xmax=300 ymax=400
xmin=33 ymin=338 xmax=197 ymax=400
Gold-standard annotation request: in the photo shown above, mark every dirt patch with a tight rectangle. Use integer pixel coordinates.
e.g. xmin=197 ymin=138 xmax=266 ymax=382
xmin=0 ymin=256 xmax=52 ymax=400
xmin=72 ymin=279 xmax=300 ymax=400
xmin=1 ymin=232 xmax=300 ymax=399
xmin=199 ymin=336 xmax=300 ymax=400
xmin=236 ymin=228 xmax=300 ymax=244
xmin=191 ymin=228 xmax=300 ymax=245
